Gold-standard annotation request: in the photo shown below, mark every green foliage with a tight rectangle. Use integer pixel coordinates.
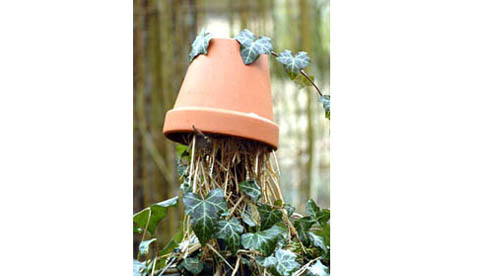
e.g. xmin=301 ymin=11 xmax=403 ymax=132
xmin=284 ymin=203 xmax=295 ymax=218
xmin=257 ymin=255 xmax=277 ymax=268
xmin=133 ymin=196 xmax=178 ymax=235
xmin=235 ymin=29 xmax=272 ymax=65
xmin=274 ymin=249 xmax=301 ymax=276
xmin=241 ymin=225 xmax=285 ymax=256
xmin=307 ymin=260 xmax=329 ymax=276
xmin=276 ymin=50 xmax=311 ymax=74
xmin=179 ymin=256 xmax=204 ymax=274
xmin=189 ymin=27 xmax=212 ymax=62
xmin=183 ymin=189 xmax=228 ymax=245
xmin=215 ymin=217 xmax=244 ymax=253
xmin=306 ymin=199 xmax=330 ymax=226
xmin=258 ymin=203 xmax=283 ymax=230
xmin=138 ymin=238 xmax=156 ymax=256
xmin=133 ymin=260 xmax=146 ymax=276
xmin=319 ymin=95 xmax=330 ymax=120
xmin=239 ymin=179 xmax=262 ymax=201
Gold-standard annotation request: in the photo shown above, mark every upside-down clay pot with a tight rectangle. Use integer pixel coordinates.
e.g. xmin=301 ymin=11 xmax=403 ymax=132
xmin=163 ymin=38 xmax=279 ymax=149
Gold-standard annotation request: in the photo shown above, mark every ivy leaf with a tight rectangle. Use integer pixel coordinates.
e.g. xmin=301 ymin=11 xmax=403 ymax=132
xmin=138 ymin=238 xmax=156 ymax=256
xmin=133 ymin=196 xmax=179 ymax=235
xmin=189 ymin=27 xmax=212 ymax=63
xmin=256 ymin=255 xmax=277 ymax=268
xmin=294 ymin=216 xmax=316 ymax=245
xmin=242 ymin=211 xmax=257 ymax=227
xmin=274 ymin=249 xmax=301 ymax=276
xmin=215 ymin=217 xmax=244 ymax=253
xmin=306 ymin=199 xmax=330 ymax=226
xmin=156 ymin=230 xmax=183 ymax=268
xmin=235 ymin=29 xmax=272 ymax=65
xmin=239 ymin=180 xmax=261 ymax=201
xmin=180 ymin=256 xmax=204 ymax=274
xmin=307 ymin=260 xmax=329 ymax=276
xmin=133 ymin=260 xmax=146 ymax=276
xmin=180 ymin=179 xmax=192 ymax=194
xmin=258 ymin=203 xmax=283 ymax=230
xmin=294 ymin=73 xmax=315 ymax=89
xmin=241 ymin=225 xmax=285 ymax=256
xmin=183 ymin=189 xmax=227 ymax=245
xmin=276 ymin=50 xmax=310 ymax=75
xmin=284 ymin=204 xmax=295 ymax=218
xmin=319 ymin=95 xmax=330 ymax=120
xmin=307 ymin=232 xmax=327 ymax=252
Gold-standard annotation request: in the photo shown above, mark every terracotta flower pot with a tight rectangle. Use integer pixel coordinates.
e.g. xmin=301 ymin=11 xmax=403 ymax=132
xmin=163 ymin=38 xmax=279 ymax=149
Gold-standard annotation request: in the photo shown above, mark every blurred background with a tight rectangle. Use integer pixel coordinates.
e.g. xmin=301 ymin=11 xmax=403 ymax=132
xmin=134 ymin=0 xmax=330 ymax=247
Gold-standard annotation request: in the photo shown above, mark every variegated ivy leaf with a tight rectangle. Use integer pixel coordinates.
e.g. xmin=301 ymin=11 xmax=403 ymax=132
xmin=241 ymin=225 xmax=285 ymax=256
xmin=307 ymin=232 xmax=327 ymax=252
xmin=239 ymin=180 xmax=261 ymax=201
xmin=307 ymin=260 xmax=329 ymax=276
xmin=256 ymin=255 xmax=277 ymax=268
xmin=133 ymin=260 xmax=146 ymax=276
xmin=319 ymin=95 xmax=331 ymax=120
xmin=242 ymin=212 xmax=257 ymax=227
xmin=215 ymin=217 xmax=244 ymax=253
xmin=235 ymin=29 xmax=272 ymax=65
xmin=180 ymin=256 xmax=204 ymax=274
xmin=138 ymin=238 xmax=156 ymax=256
xmin=293 ymin=216 xmax=316 ymax=245
xmin=276 ymin=50 xmax=310 ymax=75
xmin=306 ymin=199 xmax=330 ymax=226
xmin=133 ymin=196 xmax=179 ymax=235
xmin=274 ymin=249 xmax=301 ymax=276
xmin=189 ymin=27 xmax=212 ymax=63
xmin=183 ymin=189 xmax=227 ymax=245
xmin=258 ymin=203 xmax=283 ymax=230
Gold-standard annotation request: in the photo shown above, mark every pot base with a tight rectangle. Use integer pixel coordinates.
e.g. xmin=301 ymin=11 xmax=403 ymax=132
xmin=163 ymin=106 xmax=279 ymax=150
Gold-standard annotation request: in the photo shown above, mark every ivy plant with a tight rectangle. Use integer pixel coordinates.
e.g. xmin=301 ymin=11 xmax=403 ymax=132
xmin=133 ymin=28 xmax=331 ymax=276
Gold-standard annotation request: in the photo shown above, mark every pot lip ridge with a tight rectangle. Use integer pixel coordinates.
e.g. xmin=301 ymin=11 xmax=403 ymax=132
xmin=163 ymin=106 xmax=279 ymax=150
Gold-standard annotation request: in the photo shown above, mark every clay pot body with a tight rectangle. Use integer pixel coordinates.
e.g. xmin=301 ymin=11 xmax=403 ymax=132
xmin=163 ymin=38 xmax=279 ymax=149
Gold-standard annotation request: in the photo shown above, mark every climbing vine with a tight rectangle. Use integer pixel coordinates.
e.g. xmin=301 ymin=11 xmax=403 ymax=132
xmin=133 ymin=28 xmax=331 ymax=276
xmin=188 ymin=28 xmax=330 ymax=120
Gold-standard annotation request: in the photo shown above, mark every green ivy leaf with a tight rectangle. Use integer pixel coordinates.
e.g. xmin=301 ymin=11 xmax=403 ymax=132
xmin=294 ymin=216 xmax=316 ymax=245
xmin=306 ymin=199 xmax=330 ymax=226
xmin=258 ymin=203 xmax=283 ymax=230
xmin=183 ymin=189 xmax=227 ymax=245
xmin=241 ymin=225 xmax=284 ymax=256
xmin=189 ymin=27 xmax=212 ymax=63
xmin=180 ymin=256 xmax=204 ymax=274
xmin=316 ymin=223 xmax=330 ymax=248
xmin=235 ymin=29 xmax=272 ymax=65
xmin=256 ymin=255 xmax=277 ymax=268
xmin=307 ymin=232 xmax=327 ymax=252
xmin=133 ymin=196 xmax=179 ymax=235
xmin=215 ymin=217 xmax=244 ymax=253
xmin=157 ymin=230 xmax=183 ymax=268
xmin=242 ymin=211 xmax=257 ymax=227
xmin=138 ymin=238 xmax=156 ymax=256
xmin=307 ymin=260 xmax=329 ymax=276
xmin=319 ymin=95 xmax=330 ymax=120
xmin=274 ymin=249 xmax=301 ymax=276
xmin=180 ymin=179 xmax=192 ymax=194
xmin=284 ymin=204 xmax=295 ymax=218
xmin=239 ymin=180 xmax=261 ymax=201
xmin=294 ymin=73 xmax=315 ymax=89
xmin=276 ymin=50 xmax=310 ymax=74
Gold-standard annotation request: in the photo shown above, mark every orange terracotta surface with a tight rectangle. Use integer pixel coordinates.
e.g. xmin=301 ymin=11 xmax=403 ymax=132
xmin=163 ymin=38 xmax=279 ymax=149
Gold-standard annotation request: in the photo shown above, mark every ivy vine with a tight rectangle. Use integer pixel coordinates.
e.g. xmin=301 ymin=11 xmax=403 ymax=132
xmin=189 ymin=28 xmax=331 ymax=120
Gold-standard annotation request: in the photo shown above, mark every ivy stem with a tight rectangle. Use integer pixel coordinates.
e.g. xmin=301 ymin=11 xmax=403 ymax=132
xmin=271 ymin=50 xmax=323 ymax=97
